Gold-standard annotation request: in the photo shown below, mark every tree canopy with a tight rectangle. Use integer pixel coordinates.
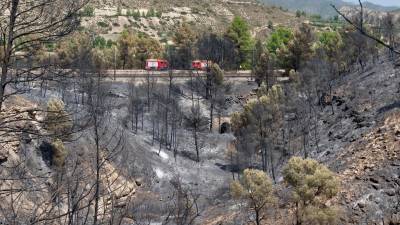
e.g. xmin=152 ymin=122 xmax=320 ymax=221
xmin=225 ymin=16 xmax=254 ymax=69
xmin=117 ymin=30 xmax=163 ymax=69
xmin=169 ymin=22 xmax=197 ymax=69
xmin=231 ymin=169 xmax=275 ymax=225
xmin=283 ymin=157 xmax=340 ymax=225
xmin=266 ymin=27 xmax=293 ymax=54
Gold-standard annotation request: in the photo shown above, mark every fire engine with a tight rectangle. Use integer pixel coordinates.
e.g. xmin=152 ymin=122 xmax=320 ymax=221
xmin=191 ymin=60 xmax=211 ymax=71
xmin=145 ymin=59 xmax=169 ymax=71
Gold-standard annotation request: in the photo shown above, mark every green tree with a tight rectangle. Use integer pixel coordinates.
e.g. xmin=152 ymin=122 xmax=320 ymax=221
xmin=114 ymin=32 xmax=162 ymax=107
xmin=147 ymin=8 xmax=155 ymax=17
xmin=231 ymin=85 xmax=284 ymax=178
xmin=253 ymin=40 xmax=264 ymax=65
xmin=318 ymin=31 xmax=342 ymax=61
xmin=254 ymin=53 xmax=271 ymax=87
xmin=266 ymin=27 xmax=293 ymax=54
xmin=133 ymin=10 xmax=140 ymax=19
xmin=231 ymin=169 xmax=275 ymax=225
xmin=283 ymin=157 xmax=340 ymax=225
xmin=91 ymin=46 xmax=113 ymax=69
xmin=117 ymin=4 xmax=122 ymax=16
xmin=135 ymin=36 xmax=163 ymax=68
xmin=106 ymin=39 xmax=114 ymax=48
xmin=93 ymin=36 xmax=108 ymax=49
xmin=209 ymin=63 xmax=224 ymax=86
xmin=285 ymin=23 xmax=315 ymax=71
xmin=117 ymin=30 xmax=137 ymax=69
xmin=169 ymin=22 xmax=196 ymax=69
xmin=253 ymin=40 xmax=273 ymax=87
xmin=196 ymin=32 xmax=238 ymax=70
xmin=268 ymin=20 xmax=274 ymax=30
xmin=55 ymin=31 xmax=92 ymax=67
xmin=225 ymin=16 xmax=254 ymax=69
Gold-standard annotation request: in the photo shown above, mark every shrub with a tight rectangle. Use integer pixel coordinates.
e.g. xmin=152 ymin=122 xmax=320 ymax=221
xmin=97 ymin=21 xmax=109 ymax=28
xmin=45 ymin=99 xmax=72 ymax=140
xmin=81 ymin=6 xmax=95 ymax=17
xmin=51 ymin=139 xmax=67 ymax=167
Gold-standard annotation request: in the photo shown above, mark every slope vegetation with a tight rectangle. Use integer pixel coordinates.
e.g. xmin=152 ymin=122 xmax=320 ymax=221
xmin=82 ymin=0 xmax=301 ymax=42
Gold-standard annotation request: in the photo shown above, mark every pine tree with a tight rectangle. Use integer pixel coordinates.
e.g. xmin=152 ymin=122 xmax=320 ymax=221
xmin=231 ymin=169 xmax=275 ymax=225
xmin=117 ymin=30 xmax=137 ymax=69
xmin=286 ymin=24 xmax=315 ymax=71
xmin=231 ymin=86 xmax=284 ymax=177
xmin=266 ymin=27 xmax=293 ymax=54
xmin=169 ymin=22 xmax=196 ymax=69
xmin=253 ymin=40 xmax=273 ymax=87
xmin=225 ymin=16 xmax=254 ymax=69
xmin=283 ymin=157 xmax=340 ymax=225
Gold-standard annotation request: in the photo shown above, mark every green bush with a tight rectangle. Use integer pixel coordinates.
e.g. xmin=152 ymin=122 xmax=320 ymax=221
xmin=81 ymin=6 xmax=95 ymax=17
xmin=133 ymin=10 xmax=141 ymax=20
xmin=97 ymin=21 xmax=109 ymax=28
xmin=268 ymin=20 xmax=273 ymax=30
xmin=147 ymin=8 xmax=156 ymax=17
xmin=266 ymin=27 xmax=293 ymax=53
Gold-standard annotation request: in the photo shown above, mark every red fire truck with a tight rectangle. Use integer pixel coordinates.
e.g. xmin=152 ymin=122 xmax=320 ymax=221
xmin=191 ymin=60 xmax=210 ymax=71
xmin=145 ymin=59 xmax=169 ymax=71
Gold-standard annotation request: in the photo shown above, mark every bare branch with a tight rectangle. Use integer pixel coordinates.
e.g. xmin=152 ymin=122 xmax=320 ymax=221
xmin=331 ymin=2 xmax=400 ymax=55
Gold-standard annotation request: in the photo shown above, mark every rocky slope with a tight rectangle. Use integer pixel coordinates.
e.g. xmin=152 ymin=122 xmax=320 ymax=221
xmin=259 ymin=0 xmax=398 ymax=18
xmin=340 ymin=4 xmax=400 ymax=25
xmin=0 ymin=95 xmax=138 ymax=224
xmin=198 ymin=57 xmax=400 ymax=224
xmin=318 ymin=58 xmax=400 ymax=224
xmin=82 ymin=0 xmax=301 ymax=42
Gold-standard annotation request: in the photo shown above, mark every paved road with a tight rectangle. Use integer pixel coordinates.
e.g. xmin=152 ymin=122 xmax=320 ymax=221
xmin=105 ymin=69 xmax=254 ymax=78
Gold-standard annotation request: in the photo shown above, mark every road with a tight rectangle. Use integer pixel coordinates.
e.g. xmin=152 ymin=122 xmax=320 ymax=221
xmin=6 ymin=68 xmax=291 ymax=81
xmin=105 ymin=69 xmax=254 ymax=78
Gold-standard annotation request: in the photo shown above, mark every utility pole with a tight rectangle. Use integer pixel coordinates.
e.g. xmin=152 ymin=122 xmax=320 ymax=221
xmin=114 ymin=45 xmax=116 ymax=80
xmin=251 ymin=47 xmax=255 ymax=81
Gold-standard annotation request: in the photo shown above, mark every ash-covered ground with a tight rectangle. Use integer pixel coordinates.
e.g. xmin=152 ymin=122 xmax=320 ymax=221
xmin=19 ymin=57 xmax=400 ymax=224
xmin=22 ymin=76 xmax=258 ymax=223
